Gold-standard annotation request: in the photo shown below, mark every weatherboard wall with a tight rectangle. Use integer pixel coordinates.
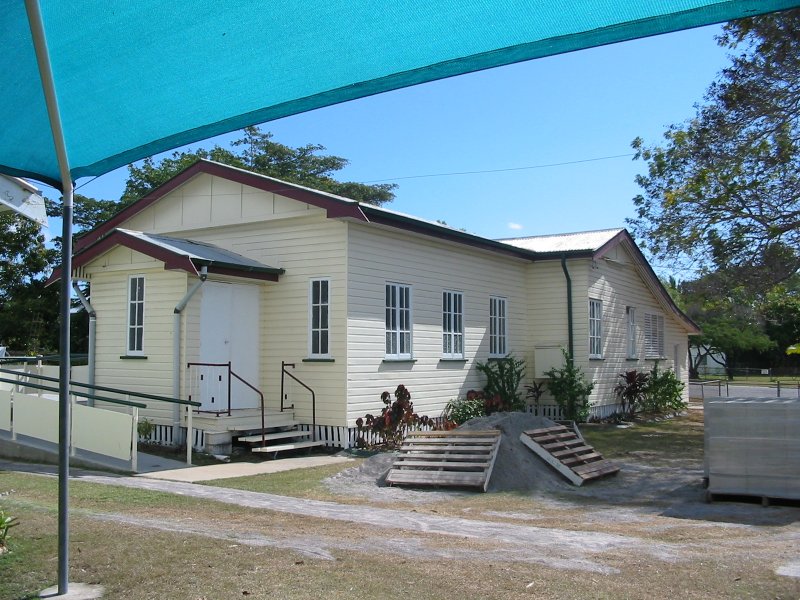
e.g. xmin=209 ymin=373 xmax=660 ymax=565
xmin=164 ymin=218 xmax=349 ymax=428
xmin=80 ymin=246 xmax=188 ymax=424
xmin=345 ymin=222 xmax=529 ymax=425
xmin=584 ymin=242 xmax=690 ymax=407
xmin=118 ymin=172 xmax=350 ymax=427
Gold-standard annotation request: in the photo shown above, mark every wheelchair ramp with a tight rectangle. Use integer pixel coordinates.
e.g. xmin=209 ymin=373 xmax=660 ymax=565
xmin=386 ymin=430 xmax=501 ymax=492
xmin=520 ymin=425 xmax=619 ymax=486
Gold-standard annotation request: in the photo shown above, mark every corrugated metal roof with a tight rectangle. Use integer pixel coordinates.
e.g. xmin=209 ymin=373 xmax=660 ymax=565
xmin=117 ymin=229 xmax=278 ymax=271
xmin=499 ymin=228 xmax=624 ymax=254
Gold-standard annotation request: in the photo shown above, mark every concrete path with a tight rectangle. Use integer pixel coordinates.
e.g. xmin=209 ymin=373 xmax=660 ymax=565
xmin=138 ymin=455 xmax=354 ymax=482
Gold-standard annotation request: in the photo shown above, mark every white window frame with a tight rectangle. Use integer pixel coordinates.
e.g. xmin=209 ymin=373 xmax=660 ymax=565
xmin=626 ymin=306 xmax=637 ymax=359
xmin=385 ymin=282 xmax=412 ymax=359
xmin=489 ymin=296 xmax=507 ymax=358
xmin=127 ymin=275 xmax=145 ymax=355
xmin=308 ymin=278 xmax=331 ymax=358
xmin=644 ymin=312 xmax=665 ymax=359
xmin=589 ymin=298 xmax=603 ymax=359
xmin=442 ymin=290 xmax=464 ymax=359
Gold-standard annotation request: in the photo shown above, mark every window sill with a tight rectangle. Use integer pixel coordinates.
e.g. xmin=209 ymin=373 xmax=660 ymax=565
xmin=302 ymin=358 xmax=335 ymax=363
xmin=625 ymin=357 xmax=639 ymax=361
xmin=589 ymin=357 xmax=604 ymax=361
xmin=645 ymin=356 xmax=667 ymax=361
xmin=439 ymin=358 xmax=467 ymax=363
xmin=487 ymin=356 xmax=508 ymax=361
xmin=382 ymin=358 xmax=417 ymax=363
xmin=120 ymin=355 xmax=147 ymax=360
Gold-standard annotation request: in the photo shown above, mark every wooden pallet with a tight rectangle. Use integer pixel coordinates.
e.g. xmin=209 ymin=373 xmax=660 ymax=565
xmin=519 ymin=425 xmax=619 ymax=486
xmin=386 ymin=430 xmax=501 ymax=492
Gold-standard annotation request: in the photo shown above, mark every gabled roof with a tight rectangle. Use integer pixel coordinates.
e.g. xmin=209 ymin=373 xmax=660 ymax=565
xmin=67 ymin=159 xmax=696 ymax=332
xmin=503 ymin=228 xmax=699 ymax=334
xmin=73 ymin=159 xmax=541 ymax=261
xmin=500 ymin=228 xmax=626 ymax=256
xmin=51 ymin=228 xmax=283 ymax=284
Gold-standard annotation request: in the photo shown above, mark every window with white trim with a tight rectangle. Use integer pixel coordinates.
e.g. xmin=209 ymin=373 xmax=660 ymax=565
xmin=589 ymin=298 xmax=603 ymax=358
xmin=385 ymin=283 xmax=412 ymax=359
xmin=442 ymin=290 xmax=464 ymax=359
xmin=626 ymin=306 xmax=637 ymax=358
xmin=644 ymin=312 xmax=665 ymax=358
xmin=489 ymin=296 xmax=507 ymax=357
xmin=127 ymin=275 xmax=145 ymax=355
xmin=309 ymin=278 xmax=330 ymax=357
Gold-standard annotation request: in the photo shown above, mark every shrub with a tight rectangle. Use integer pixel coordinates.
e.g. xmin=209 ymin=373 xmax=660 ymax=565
xmin=614 ymin=370 xmax=650 ymax=418
xmin=0 ymin=508 xmax=19 ymax=553
xmin=525 ymin=380 xmax=547 ymax=416
xmin=137 ymin=418 xmax=155 ymax=440
xmin=643 ymin=362 xmax=686 ymax=413
xmin=443 ymin=390 xmax=486 ymax=426
xmin=475 ymin=355 xmax=526 ymax=411
xmin=543 ymin=349 xmax=594 ymax=422
xmin=355 ymin=384 xmax=429 ymax=449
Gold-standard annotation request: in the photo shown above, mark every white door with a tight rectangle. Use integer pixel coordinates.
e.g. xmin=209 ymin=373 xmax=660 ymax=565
xmin=198 ymin=281 xmax=260 ymax=411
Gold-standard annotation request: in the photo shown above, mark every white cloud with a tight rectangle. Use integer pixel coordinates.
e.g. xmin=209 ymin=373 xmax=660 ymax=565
xmin=507 ymin=222 xmax=523 ymax=230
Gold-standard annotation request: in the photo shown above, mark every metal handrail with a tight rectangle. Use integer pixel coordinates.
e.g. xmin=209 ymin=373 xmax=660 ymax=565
xmin=230 ymin=369 xmax=266 ymax=446
xmin=0 ymin=367 xmax=199 ymax=407
xmin=186 ymin=361 xmax=267 ymax=442
xmin=0 ymin=376 xmax=146 ymax=409
xmin=281 ymin=361 xmax=316 ymax=442
xmin=186 ymin=361 xmax=233 ymax=415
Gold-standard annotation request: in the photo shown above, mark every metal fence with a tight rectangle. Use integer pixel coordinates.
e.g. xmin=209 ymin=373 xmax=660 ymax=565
xmin=690 ymin=379 xmax=800 ymax=399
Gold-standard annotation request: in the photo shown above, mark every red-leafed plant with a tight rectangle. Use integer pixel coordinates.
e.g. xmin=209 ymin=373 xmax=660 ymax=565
xmin=355 ymin=385 xmax=429 ymax=449
xmin=614 ymin=369 xmax=650 ymax=418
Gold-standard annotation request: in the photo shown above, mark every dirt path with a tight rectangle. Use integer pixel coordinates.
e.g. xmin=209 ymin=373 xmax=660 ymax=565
xmin=72 ymin=471 xmax=680 ymax=574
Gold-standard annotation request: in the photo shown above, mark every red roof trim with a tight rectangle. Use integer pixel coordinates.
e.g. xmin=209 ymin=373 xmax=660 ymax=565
xmin=49 ymin=229 xmax=280 ymax=285
xmin=74 ymin=159 xmax=368 ymax=252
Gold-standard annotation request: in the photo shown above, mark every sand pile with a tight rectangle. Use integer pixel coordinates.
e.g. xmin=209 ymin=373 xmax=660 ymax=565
xmin=325 ymin=412 xmax=575 ymax=500
xmin=459 ymin=412 xmax=571 ymax=492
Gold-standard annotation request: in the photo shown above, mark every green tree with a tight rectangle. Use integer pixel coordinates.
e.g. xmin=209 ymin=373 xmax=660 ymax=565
xmin=630 ymin=9 xmax=800 ymax=295
xmin=122 ymin=126 xmax=396 ymax=206
xmin=678 ymin=275 xmax=774 ymax=378
xmin=0 ymin=212 xmax=59 ymax=353
xmin=761 ymin=279 xmax=800 ymax=365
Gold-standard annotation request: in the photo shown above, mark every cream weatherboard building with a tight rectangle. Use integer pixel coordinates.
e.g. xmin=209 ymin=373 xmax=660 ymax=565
xmin=59 ymin=160 xmax=698 ymax=451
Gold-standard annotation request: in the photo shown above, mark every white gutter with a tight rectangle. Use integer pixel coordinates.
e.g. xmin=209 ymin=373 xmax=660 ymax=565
xmin=172 ymin=267 xmax=207 ymax=434
xmin=72 ymin=282 xmax=96 ymax=404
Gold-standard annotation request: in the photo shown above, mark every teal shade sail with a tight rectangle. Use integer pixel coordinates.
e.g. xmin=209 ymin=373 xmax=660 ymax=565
xmin=2 ymin=0 xmax=798 ymax=187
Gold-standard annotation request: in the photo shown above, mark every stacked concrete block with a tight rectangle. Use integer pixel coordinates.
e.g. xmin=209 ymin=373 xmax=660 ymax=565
xmin=704 ymin=397 xmax=800 ymax=501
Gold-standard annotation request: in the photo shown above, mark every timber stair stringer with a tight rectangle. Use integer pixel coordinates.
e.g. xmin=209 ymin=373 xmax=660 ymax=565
xmin=519 ymin=425 xmax=619 ymax=486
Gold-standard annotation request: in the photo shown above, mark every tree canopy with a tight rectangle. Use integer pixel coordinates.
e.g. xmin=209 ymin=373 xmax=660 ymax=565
xmin=0 ymin=212 xmax=59 ymax=352
xmin=630 ymin=9 xmax=800 ymax=295
xmin=122 ymin=126 xmax=396 ymax=208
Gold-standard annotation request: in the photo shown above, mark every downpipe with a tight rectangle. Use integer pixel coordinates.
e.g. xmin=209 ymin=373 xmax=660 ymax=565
xmin=560 ymin=255 xmax=574 ymax=361
xmin=173 ymin=267 xmax=207 ymax=440
xmin=72 ymin=281 xmax=96 ymax=405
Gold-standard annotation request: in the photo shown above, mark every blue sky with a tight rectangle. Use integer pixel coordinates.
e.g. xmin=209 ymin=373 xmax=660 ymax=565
xmin=63 ymin=24 xmax=729 ymax=274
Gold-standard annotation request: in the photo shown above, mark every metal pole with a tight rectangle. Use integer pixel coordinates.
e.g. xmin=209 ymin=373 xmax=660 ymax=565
xmin=25 ymin=1 xmax=75 ymax=593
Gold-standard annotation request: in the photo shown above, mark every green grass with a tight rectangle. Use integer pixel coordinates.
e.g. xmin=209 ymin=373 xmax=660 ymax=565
xmin=200 ymin=460 xmax=363 ymax=500
xmin=3 ymin=414 xmax=800 ymax=600
xmin=581 ymin=412 xmax=705 ymax=463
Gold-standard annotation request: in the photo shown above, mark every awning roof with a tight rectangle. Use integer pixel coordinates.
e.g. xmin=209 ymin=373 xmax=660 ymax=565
xmin=54 ymin=228 xmax=284 ymax=283
xmin=3 ymin=1 xmax=798 ymax=188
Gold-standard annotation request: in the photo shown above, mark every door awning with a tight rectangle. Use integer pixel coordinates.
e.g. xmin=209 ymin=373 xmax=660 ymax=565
xmin=49 ymin=228 xmax=284 ymax=283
